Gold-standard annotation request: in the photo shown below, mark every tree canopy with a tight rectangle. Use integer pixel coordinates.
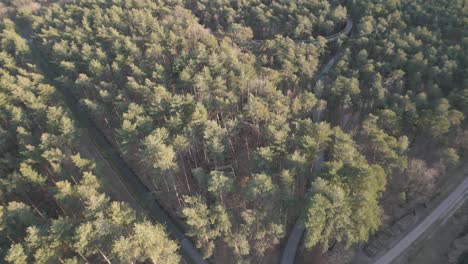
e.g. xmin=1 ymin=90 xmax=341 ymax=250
xmin=0 ymin=0 xmax=465 ymax=262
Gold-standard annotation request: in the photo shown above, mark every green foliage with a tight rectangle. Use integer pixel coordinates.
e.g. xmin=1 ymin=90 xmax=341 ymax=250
xmin=208 ymin=170 xmax=234 ymax=202
xmin=189 ymin=0 xmax=347 ymax=39
xmin=360 ymin=114 xmax=408 ymax=174
xmin=112 ymin=221 xmax=180 ymax=264
xmin=5 ymin=243 xmax=28 ymax=264
xmin=141 ymin=128 xmax=177 ymax=172
xmin=0 ymin=19 xmax=30 ymax=59
xmin=0 ymin=0 xmax=461 ymax=260
xmin=0 ymin=18 xmax=179 ymax=263
xmin=443 ymin=148 xmax=460 ymax=168
xmin=305 ymin=162 xmax=386 ymax=250
xmin=295 ymin=120 xmax=332 ymax=164
xmin=203 ymin=120 xmax=226 ymax=164
xmin=181 ymin=195 xmax=231 ymax=258
xmin=304 ymin=125 xmax=387 ymax=250
xmin=329 ymin=76 xmax=360 ymax=108
xmin=246 ymin=173 xmax=276 ymax=201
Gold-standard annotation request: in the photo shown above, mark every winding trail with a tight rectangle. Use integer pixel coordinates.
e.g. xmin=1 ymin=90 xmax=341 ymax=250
xmin=273 ymin=16 xmax=468 ymax=264
xmin=279 ymin=18 xmax=353 ymax=264
xmin=251 ymin=17 xmax=353 ymax=45
xmin=320 ymin=17 xmax=353 ymax=43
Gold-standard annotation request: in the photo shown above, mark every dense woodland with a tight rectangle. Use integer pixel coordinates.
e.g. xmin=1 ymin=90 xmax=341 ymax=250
xmin=1 ymin=0 xmax=467 ymax=263
xmin=0 ymin=10 xmax=179 ymax=264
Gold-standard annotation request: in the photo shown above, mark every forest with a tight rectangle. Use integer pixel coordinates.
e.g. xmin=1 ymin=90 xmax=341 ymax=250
xmin=0 ymin=0 xmax=467 ymax=263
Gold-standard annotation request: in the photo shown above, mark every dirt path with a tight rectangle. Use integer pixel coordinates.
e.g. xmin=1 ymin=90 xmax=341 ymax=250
xmin=26 ymin=37 xmax=208 ymax=264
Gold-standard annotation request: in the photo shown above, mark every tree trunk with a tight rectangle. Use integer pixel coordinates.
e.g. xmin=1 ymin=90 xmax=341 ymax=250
xmin=99 ymin=250 xmax=112 ymax=264
xmin=181 ymin=156 xmax=192 ymax=193
xmin=245 ymin=137 xmax=251 ymax=160
xmin=173 ymin=179 xmax=182 ymax=207
xmin=76 ymin=251 xmax=89 ymax=263
xmin=164 ymin=177 xmax=171 ymax=193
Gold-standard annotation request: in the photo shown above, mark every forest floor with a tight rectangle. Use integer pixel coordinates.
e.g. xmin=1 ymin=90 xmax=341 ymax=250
xmin=76 ymin=129 xmax=144 ymax=213
xmin=296 ymin=245 xmax=328 ymax=264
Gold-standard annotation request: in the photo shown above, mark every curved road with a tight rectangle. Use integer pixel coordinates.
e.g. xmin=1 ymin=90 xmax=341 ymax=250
xmin=374 ymin=177 xmax=468 ymax=264
xmin=279 ymin=18 xmax=353 ymax=264
xmin=251 ymin=17 xmax=353 ymax=45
